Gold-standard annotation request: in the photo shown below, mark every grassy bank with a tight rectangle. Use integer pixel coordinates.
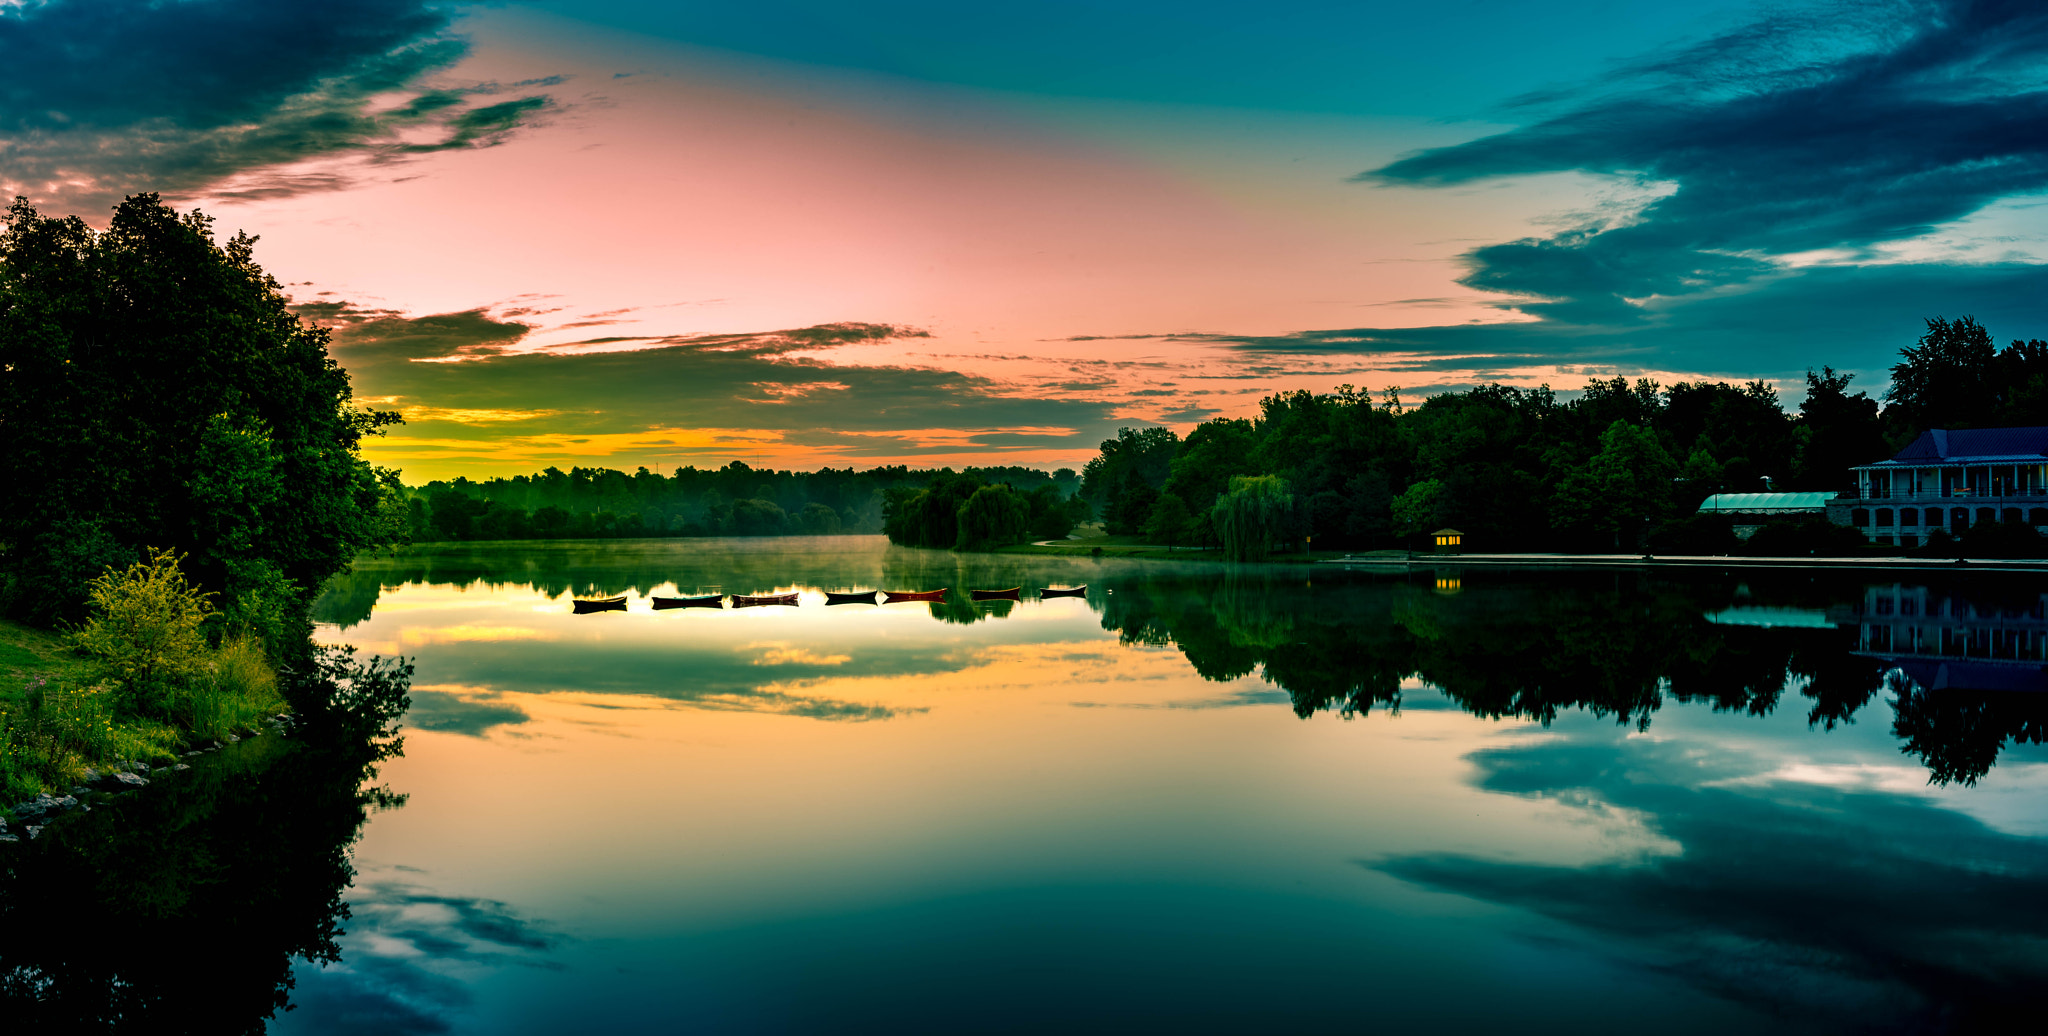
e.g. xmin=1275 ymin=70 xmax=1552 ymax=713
xmin=1 ymin=565 xmax=287 ymax=808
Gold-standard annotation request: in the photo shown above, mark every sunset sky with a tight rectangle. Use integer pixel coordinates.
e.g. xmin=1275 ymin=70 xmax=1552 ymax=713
xmin=8 ymin=0 xmax=2048 ymax=480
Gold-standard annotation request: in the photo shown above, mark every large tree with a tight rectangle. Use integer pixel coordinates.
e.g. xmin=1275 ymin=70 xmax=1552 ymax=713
xmin=0 ymin=195 xmax=399 ymax=622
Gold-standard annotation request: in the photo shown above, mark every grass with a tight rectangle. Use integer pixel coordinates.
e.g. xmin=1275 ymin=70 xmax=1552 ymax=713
xmin=0 ymin=618 xmax=283 ymax=808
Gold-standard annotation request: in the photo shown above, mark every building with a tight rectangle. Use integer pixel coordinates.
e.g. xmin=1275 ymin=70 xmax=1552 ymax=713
xmin=1845 ymin=427 xmax=2048 ymax=546
xmin=1431 ymin=528 xmax=1463 ymax=553
xmin=1694 ymin=491 xmax=1834 ymax=540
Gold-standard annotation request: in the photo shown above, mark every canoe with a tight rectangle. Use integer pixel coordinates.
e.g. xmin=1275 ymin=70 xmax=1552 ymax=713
xmin=824 ymin=590 xmax=878 ymax=605
xmin=1039 ymin=585 xmax=1088 ymax=598
xmin=652 ymin=594 xmax=724 ymax=610
xmin=970 ymin=587 xmax=1021 ymax=602
xmin=883 ymin=588 xmax=948 ymax=603
xmin=733 ymin=592 xmax=799 ymax=608
xmin=572 ymin=596 xmax=628 ymax=614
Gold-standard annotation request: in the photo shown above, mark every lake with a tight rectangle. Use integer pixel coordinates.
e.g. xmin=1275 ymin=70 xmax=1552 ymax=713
xmin=127 ymin=538 xmax=2048 ymax=1030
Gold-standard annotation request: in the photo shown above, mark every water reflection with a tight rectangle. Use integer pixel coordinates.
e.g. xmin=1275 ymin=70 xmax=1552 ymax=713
xmin=1376 ymin=717 xmax=2048 ymax=1032
xmin=286 ymin=540 xmax=2048 ymax=1030
xmin=316 ymin=542 xmax=2048 ymax=786
xmin=0 ymin=732 xmax=390 ymax=1030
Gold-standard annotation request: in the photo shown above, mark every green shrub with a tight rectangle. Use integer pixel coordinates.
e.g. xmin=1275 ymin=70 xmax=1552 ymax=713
xmin=71 ymin=549 xmax=215 ymax=714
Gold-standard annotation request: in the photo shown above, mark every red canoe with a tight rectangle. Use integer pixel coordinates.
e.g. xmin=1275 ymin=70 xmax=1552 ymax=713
xmin=883 ymin=588 xmax=948 ymax=603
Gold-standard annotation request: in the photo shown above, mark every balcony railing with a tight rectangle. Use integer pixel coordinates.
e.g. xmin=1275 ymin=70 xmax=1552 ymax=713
xmin=1850 ymin=487 xmax=2048 ymax=500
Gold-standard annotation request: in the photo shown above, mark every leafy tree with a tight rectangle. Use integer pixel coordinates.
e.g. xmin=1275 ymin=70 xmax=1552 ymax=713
xmin=798 ymin=501 xmax=843 ymax=535
xmin=1793 ymin=367 xmax=1886 ymax=489
xmin=1144 ymin=493 xmax=1193 ymax=546
xmin=1103 ymin=473 xmax=1159 ymax=535
xmin=1886 ymin=316 xmax=1998 ymax=436
xmin=1080 ymin=427 xmax=1179 ymax=506
xmin=1391 ymin=479 xmax=1445 ymax=538
xmin=1551 ymin=421 xmax=1678 ymax=549
xmin=1162 ymin=418 xmax=1258 ymax=510
xmin=1024 ymin=485 xmax=1080 ymax=540
xmin=0 ymin=195 xmax=399 ymax=622
xmin=729 ymin=498 xmax=789 ymax=535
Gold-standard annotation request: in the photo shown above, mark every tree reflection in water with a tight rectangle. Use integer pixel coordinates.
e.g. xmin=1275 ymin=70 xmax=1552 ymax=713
xmin=1098 ymin=566 xmax=2048 ymax=784
xmin=0 ymin=650 xmax=412 ymax=1034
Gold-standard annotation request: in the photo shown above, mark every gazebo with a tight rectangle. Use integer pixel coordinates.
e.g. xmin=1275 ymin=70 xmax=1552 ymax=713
xmin=1431 ymin=528 xmax=1463 ymax=553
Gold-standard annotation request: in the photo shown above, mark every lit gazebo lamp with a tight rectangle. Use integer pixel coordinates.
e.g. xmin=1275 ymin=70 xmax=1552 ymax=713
xmin=1432 ymin=528 xmax=1463 ymax=553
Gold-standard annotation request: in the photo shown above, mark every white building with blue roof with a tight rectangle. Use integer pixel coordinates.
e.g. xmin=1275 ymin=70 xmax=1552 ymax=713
xmin=1845 ymin=427 xmax=2048 ymax=545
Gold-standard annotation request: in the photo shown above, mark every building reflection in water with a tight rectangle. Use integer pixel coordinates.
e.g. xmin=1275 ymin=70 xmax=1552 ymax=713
xmin=1838 ymin=583 xmax=2048 ymax=694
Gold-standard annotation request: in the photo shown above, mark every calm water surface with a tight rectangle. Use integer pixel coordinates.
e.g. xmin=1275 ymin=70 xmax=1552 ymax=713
xmin=260 ymin=536 xmax=2048 ymax=1033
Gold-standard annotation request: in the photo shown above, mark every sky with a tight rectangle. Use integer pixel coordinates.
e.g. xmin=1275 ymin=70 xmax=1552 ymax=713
xmin=6 ymin=0 xmax=2048 ymax=480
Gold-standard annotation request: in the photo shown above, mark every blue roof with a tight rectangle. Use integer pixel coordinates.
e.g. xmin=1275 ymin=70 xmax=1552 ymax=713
xmin=1871 ymin=427 xmax=2048 ymax=467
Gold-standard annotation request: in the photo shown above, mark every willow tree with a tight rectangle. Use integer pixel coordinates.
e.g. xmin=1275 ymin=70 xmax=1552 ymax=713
xmin=955 ymin=484 xmax=1029 ymax=551
xmin=1213 ymin=475 xmax=1298 ymax=561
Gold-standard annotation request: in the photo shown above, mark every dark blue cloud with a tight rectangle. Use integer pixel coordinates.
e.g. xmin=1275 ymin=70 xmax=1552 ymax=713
xmin=0 ymin=0 xmax=558 ymax=212
xmin=1165 ymin=261 xmax=2048 ymax=380
xmin=1366 ymin=0 xmax=2048 ymax=324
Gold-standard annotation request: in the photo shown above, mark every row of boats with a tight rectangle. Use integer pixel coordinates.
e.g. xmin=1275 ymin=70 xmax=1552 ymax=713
xmin=571 ymin=585 xmax=1088 ymax=613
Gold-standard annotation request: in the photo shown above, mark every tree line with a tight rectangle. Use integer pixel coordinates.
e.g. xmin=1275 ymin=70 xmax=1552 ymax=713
xmin=1074 ymin=316 xmax=2048 ymax=556
xmin=407 ymin=463 xmax=1082 ymax=542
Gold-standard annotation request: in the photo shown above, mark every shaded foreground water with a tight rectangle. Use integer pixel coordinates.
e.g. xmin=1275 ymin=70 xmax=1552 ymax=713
xmin=8 ymin=536 xmax=2048 ymax=1032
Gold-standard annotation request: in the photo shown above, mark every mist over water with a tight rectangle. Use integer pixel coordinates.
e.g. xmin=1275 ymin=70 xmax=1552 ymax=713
xmin=252 ymin=537 xmax=2048 ymax=1032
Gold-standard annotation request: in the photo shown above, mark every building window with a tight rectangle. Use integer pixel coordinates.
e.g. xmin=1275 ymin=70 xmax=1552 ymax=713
xmin=1978 ymin=507 xmax=1996 ymax=526
xmin=1852 ymin=508 xmax=1870 ymax=526
xmin=1952 ymin=508 xmax=1970 ymax=531
xmin=1877 ymin=509 xmax=1893 ymax=527
xmin=1904 ymin=508 xmax=1921 ymax=526
xmin=2003 ymin=507 xmax=2023 ymax=524
xmin=2031 ymin=508 xmax=2048 ymax=526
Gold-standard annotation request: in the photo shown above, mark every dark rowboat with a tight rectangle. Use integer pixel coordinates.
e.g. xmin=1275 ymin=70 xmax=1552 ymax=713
xmin=733 ymin=592 xmax=799 ymax=608
xmin=572 ymin=596 xmax=628 ymax=614
xmin=1039 ymin=585 xmax=1088 ymax=598
xmin=970 ymin=587 xmax=1021 ymax=602
xmin=653 ymin=594 xmax=724 ymax=610
xmin=825 ymin=590 xmax=878 ymax=605
xmin=883 ymin=588 xmax=948 ymax=603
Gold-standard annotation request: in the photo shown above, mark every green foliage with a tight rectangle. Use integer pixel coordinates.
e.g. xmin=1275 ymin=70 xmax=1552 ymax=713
xmin=70 ymin=549 xmax=216 ymax=707
xmin=955 ymin=485 xmax=1030 ymax=551
xmin=1144 ymin=493 xmax=1193 ymax=545
xmin=1957 ymin=518 xmax=2048 ymax=559
xmin=0 ymin=676 xmax=181 ymax=803
xmin=0 ymin=195 xmax=400 ymax=624
xmin=1103 ymin=474 xmax=1159 ymax=535
xmin=1213 ymin=475 xmax=1298 ymax=562
xmin=1647 ymin=513 xmax=1740 ymax=555
xmin=883 ymin=473 xmax=986 ymax=548
xmin=797 ymin=501 xmax=843 ymax=534
xmin=1886 ymin=316 xmax=1999 ymax=435
xmin=1744 ymin=517 xmax=1870 ymax=557
xmin=1551 ymin=421 xmax=1678 ymax=549
xmin=1163 ymin=418 xmax=1257 ymax=509
xmin=1080 ymin=427 xmax=1179 ymax=506
xmin=1391 ymin=479 xmax=1445 ymax=536
xmin=1793 ymin=367 xmax=1886 ymax=488
xmin=1024 ymin=485 xmax=1084 ymax=540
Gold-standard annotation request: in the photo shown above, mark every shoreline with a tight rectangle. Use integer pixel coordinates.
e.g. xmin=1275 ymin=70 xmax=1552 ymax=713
xmin=1324 ymin=552 xmax=2048 ymax=574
